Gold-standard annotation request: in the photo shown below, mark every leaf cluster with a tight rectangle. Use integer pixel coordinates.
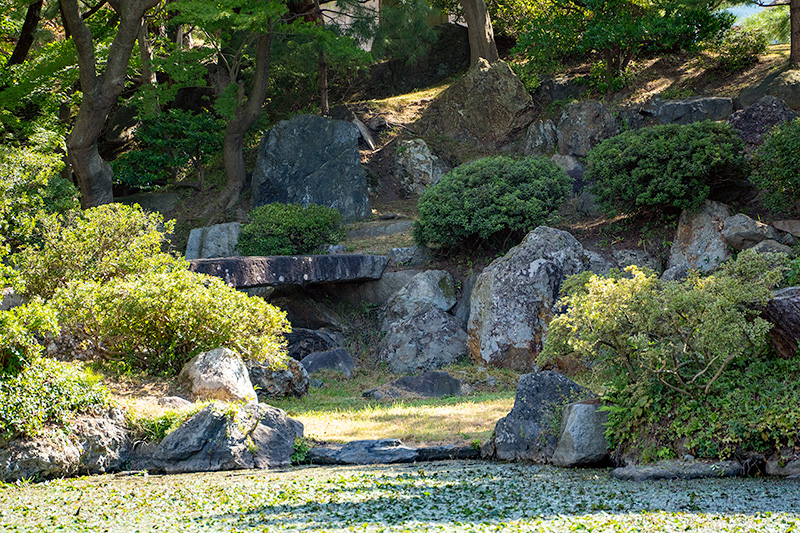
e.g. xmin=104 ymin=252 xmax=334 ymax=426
xmin=413 ymin=156 xmax=572 ymax=250
xmin=713 ymin=26 xmax=768 ymax=74
xmin=586 ymin=120 xmax=748 ymax=215
xmin=237 ymin=203 xmax=345 ymax=256
xmin=751 ymin=118 xmax=800 ymax=215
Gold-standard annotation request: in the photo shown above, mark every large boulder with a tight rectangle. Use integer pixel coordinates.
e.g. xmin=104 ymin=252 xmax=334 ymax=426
xmin=189 ymin=255 xmax=389 ymax=289
xmin=250 ymin=114 xmax=370 ymax=221
xmin=740 ymin=69 xmax=800 ymax=112
xmin=728 ymin=95 xmax=798 ymax=146
xmin=520 ymin=119 xmax=558 ymax=156
xmin=184 ymin=222 xmax=241 ymax=260
xmin=178 ymin=347 xmax=257 ymax=403
xmin=301 ymin=348 xmax=356 ymax=378
xmin=0 ymin=409 xmax=130 ymax=482
xmin=247 ymin=358 xmax=310 ymax=399
xmin=395 ymin=139 xmax=448 ymax=195
xmin=643 ymin=97 xmax=734 ymax=125
xmin=468 ymin=226 xmax=590 ymax=371
xmin=667 ymin=200 xmax=732 ymax=273
xmin=552 ymin=401 xmax=609 ymax=467
xmin=381 ymin=270 xmax=457 ymax=330
xmin=485 ymin=371 xmax=588 ymax=463
xmin=417 ymin=58 xmax=536 ymax=149
xmin=557 ymin=100 xmax=619 ymax=157
xmin=380 ymin=307 xmax=468 ymax=374
xmin=146 ymin=402 xmax=303 ymax=473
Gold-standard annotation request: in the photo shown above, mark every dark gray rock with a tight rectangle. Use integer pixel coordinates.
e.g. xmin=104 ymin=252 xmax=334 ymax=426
xmin=285 ymin=328 xmax=344 ymax=361
xmin=611 ymin=460 xmax=742 ymax=481
xmin=307 ymin=439 xmax=418 ymax=465
xmin=728 ymin=95 xmax=798 ymax=145
xmin=416 ymin=445 xmax=480 ymax=461
xmin=740 ymin=69 xmax=800 ymax=112
xmin=146 ymin=402 xmax=303 ymax=474
xmin=389 ymin=246 xmax=433 ymax=267
xmin=722 ymin=213 xmax=793 ymax=250
xmin=642 ymin=97 xmax=734 ymax=125
xmin=552 ymin=401 xmax=609 ymax=467
xmin=251 ymin=114 xmax=370 ymax=221
xmin=485 ymin=371 xmax=589 ymax=463
xmin=764 ymin=286 xmax=800 ymax=359
xmin=188 ymin=255 xmax=389 ymax=289
xmin=535 ymin=76 xmax=584 ymax=105
xmin=557 ymin=100 xmax=619 ymax=157
xmin=766 ymin=457 xmax=800 ymax=477
xmin=453 ymin=271 xmax=480 ymax=330
xmin=380 ymin=307 xmax=468 ymax=374
xmin=550 ymin=154 xmax=585 ymax=188
xmin=364 ymin=371 xmax=462 ymax=400
xmin=301 ymin=348 xmax=355 ymax=378
xmin=248 ymin=358 xmax=310 ymax=399
xmin=751 ymin=239 xmax=794 ymax=255
xmin=185 ymin=222 xmax=241 ymax=260
xmin=270 ymin=289 xmax=345 ymax=330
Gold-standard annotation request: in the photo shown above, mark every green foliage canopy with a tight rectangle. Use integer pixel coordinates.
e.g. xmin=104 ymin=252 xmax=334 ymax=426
xmin=752 ymin=118 xmax=800 ymax=215
xmin=237 ymin=203 xmax=345 ymax=256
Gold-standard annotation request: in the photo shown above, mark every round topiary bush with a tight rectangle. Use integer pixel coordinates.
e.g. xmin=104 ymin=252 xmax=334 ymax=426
xmin=413 ymin=156 xmax=572 ymax=249
xmin=752 ymin=118 xmax=800 ymax=214
xmin=237 ymin=203 xmax=345 ymax=256
xmin=586 ymin=120 xmax=748 ymax=215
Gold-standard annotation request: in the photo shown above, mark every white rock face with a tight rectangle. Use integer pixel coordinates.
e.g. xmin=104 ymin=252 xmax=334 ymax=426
xmin=381 ymin=270 xmax=457 ymax=331
xmin=468 ymin=226 xmax=591 ymax=371
xmin=667 ymin=200 xmax=732 ymax=273
xmin=552 ymin=402 xmax=609 ymax=467
xmin=395 ymin=139 xmax=448 ymax=195
xmin=179 ymin=347 xmax=257 ymax=402
xmin=185 ymin=222 xmax=241 ymax=260
xmin=379 ymin=307 xmax=467 ymax=374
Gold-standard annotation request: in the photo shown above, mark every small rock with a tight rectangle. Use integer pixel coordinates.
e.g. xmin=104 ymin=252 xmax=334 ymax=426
xmin=0 ymin=287 xmax=26 ymax=311
xmin=364 ymin=371 xmax=462 ymax=400
xmin=285 ymin=328 xmax=345 ymax=361
xmin=751 ymin=239 xmax=794 ymax=255
xmin=520 ymin=119 xmax=558 ymax=155
xmin=389 ymin=246 xmax=433 ymax=267
xmin=611 ymin=460 xmax=742 ymax=481
xmin=301 ymin=348 xmax=356 ymax=378
xmin=323 ymin=244 xmax=348 ymax=255
xmin=306 ymin=439 xmax=418 ymax=465
xmin=185 ymin=222 xmax=241 ymax=260
xmin=722 ymin=213 xmax=789 ymax=250
xmin=247 ymin=358 xmax=310 ymax=399
xmin=178 ymin=347 xmax=257 ymax=403
xmin=728 ymin=95 xmax=798 ymax=146
xmin=552 ymin=401 xmax=609 ymax=467
xmin=612 ymin=249 xmax=660 ymax=272
xmin=156 ymin=397 xmax=193 ymax=410
xmin=773 ymin=220 xmax=800 ymax=238
xmin=395 ymin=139 xmax=449 ymax=195
xmin=557 ymin=100 xmax=619 ymax=157
xmin=667 ymin=200 xmax=732 ymax=273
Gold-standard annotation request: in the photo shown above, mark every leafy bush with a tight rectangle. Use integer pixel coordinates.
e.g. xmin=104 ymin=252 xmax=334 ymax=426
xmin=237 ymin=203 xmax=345 ymax=256
xmin=714 ymin=26 xmax=768 ymax=73
xmin=53 ymin=267 xmax=291 ymax=375
xmin=752 ymin=118 xmax=800 ymax=215
xmin=0 ymin=145 xmax=79 ymax=250
xmin=0 ymin=358 xmax=110 ymax=441
xmin=13 ymin=203 xmax=179 ymax=299
xmin=586 ymin=121 xmax=748 ymax=215
xmin=0 ymin=301 xmax=59 ymax=374
xmin=413 ymin=156 xmax=571 ymax=249
xmin=542 ymin=250 xmax=790 ymax=460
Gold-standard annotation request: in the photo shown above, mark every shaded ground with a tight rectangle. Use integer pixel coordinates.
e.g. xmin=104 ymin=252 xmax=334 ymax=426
xmin=3 ymin=461 xmax=799 ymax=532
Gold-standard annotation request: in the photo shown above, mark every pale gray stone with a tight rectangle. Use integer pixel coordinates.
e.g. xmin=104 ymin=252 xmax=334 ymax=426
xmin=612 ymin=249 xmax=660 ymax=272
xmin=552 ymin=402 xmax=609 ymax=467
xmin=520 ymin=119 xmax=558 ymax=155
xmin=185 ymin=222 xmax=241 ymax=260
xmin=722 ymin=213 xmax=791 ymax=250
xmin=178 ymin=347 xmax=257 ymax=403
xmin=395 ymin=139 xmax=448 ymax=195
xmin=380 ymin=307 xmax=467 ymax=374
xmin=667 ymin=201 xmax=732 ymax=273
xmin=611 ymin=460 xmax=742 ymax=481
xmin=382 ymin=270 xmax=457 ymax=330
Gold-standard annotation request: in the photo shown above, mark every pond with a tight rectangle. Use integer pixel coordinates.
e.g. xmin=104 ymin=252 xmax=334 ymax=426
xmin=2 ymin=461 xmax=798 ymax=532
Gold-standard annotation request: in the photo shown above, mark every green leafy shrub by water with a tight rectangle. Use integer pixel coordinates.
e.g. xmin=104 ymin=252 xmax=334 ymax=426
xmin=13 ymin=203 xmax=178 ymax=299
xmin=54 ymin=267 xmax=291 ymax=375
xmin=752 ymin=118 xmax=800 ymax=215
xmin=413 ymin=156 xmax=571 ymax=250
xmin=0 ymin=358 xmax=110 ymax=441
xmin=586 ymin=121 xmax=747 ymax=215
xmin=237 ymin=203 xmax=345 ymax=256
xmin=542 ymin=250 xmax=792 ymax=460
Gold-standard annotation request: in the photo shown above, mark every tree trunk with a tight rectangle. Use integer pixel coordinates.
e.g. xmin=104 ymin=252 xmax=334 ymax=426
xmin=220 ymin=30 xmax=274 ymax=209
xmin=791 ymin=0 xmax=800 ymax=67
xmin=139 ymin=19 xmax=159 ymax=114
xmin=314 ymin=0 xmax=329 ymax=115
xmin=61 ymin=0 xmax=160 ymax=208
xmin=461 ymin=0 xmax=499 ymax=66
xmin=6 ymin=0 xmax=43 ymax=67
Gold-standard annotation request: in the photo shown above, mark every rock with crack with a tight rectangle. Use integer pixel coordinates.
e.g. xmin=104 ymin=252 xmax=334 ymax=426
xmin=552 ymin=401 xmax=609 ymax=467
xmin=468 ymin=226 xmax=592 ymax=371
xmin=667 ymin=200 xmax=732 ymax=273
xmin=484 ymin=371 xmax=590 ymax=463
xmin=184 ymin=222 xmax=241 ymax=260
xmin=380 ymin=307 xmax=468 ymax=374
xmin=145 ymin=402 xmax=303 ymax=473
xmin=557 ymin=100 xmax=619 ymax=157
xmin=381 ymin=270 xmax=458 ymax=331
xmin=722 ymin=213 xmax=794 ymax=250
xmin=395 ymin=139 xmax=449 ymax=195
xmin=178 ymin=347 xmax=257 ymax=403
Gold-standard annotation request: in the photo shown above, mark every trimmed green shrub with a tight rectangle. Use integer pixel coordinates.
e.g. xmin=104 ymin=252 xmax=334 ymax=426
xmin=0 ymin=145 xmax=79 ymax=250
xmin=0 ymin=357 xmax=110 ymax=441
xmin=237 ymin=203 xmax=345 ymax=256
xmin=53 ymin=267 xmax=291 ymax=375
xmin=13 ymin=203 xmax=179 ymax=299
xmin=0 ymin=301 xmax=59 ymax=374
xmin=586 ymin=121 xmax=748 ymax=215
xmin=714 ymin=26 xmax=768 ymax=73
xmin=542 ymin=249 xmax=791 ymax=461
xmin=752 ymin=118 xmax=800 ymax=214
xmin=413 ymin=156 xmax=572 ymax=249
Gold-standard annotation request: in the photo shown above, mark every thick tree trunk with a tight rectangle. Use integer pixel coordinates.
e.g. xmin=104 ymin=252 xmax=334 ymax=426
xmin=220 ymin=30 xmax=274 ymax=209
xmin=313 ymin=0 xmax=329 ymax=115
xmin=791 ymin=0 xmax=800 ymax=67
xmin=138 ymin=19 xmax=159 ymax=114
xmin=461 ymin=0 xmax=499 ymax=66
xmin=6 ymin=0 xmax=43 ymax=67
xmin=61 ymin=0 xmax=160 ymax=208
